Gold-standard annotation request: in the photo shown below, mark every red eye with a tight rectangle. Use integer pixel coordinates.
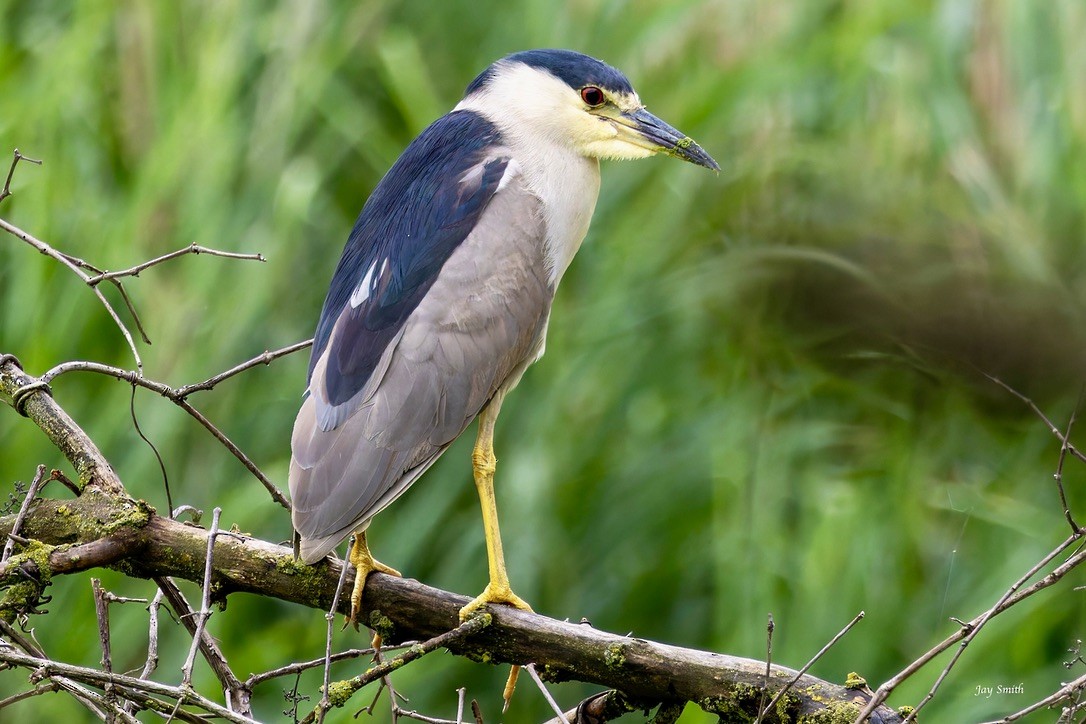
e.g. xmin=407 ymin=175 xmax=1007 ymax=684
xmin=580 ymin=86 xmax=605 ymax=107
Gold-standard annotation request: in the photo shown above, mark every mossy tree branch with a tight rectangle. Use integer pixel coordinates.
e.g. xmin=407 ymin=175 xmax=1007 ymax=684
xmin=0 ymin=356 xmax=902 ymax=722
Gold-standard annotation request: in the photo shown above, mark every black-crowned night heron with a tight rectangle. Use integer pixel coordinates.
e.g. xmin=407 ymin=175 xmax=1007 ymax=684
xmin=289 ymin=49 xmax=718 ymax=627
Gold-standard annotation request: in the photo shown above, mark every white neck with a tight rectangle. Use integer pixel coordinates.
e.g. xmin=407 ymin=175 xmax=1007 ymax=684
xmin=456 ymin=65 xmax=603 ymax=287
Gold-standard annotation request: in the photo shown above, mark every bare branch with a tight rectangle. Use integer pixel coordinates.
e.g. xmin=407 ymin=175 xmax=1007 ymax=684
xmin=1053 ymin=390 xmax=1083 ymax=533
xmin=181 ymin=507 xmax=221 ymax=689
xmin=754 ymin=613 xmax=774 ymax=724
xmin=174 ymin=338 xmax=312 ymax=399
xmin=86 ymin=243 xmax=265 ymax=286
xmin=0 ymin=619 xmax=117 ymax=719
xmin=526 ymin=663 xmax=569 ymax=722
xmin=90 ymin=578 xmax=117 ymax=712
xmin=0 ymin=148 xmax=43 ymax=205
xmin=129 ymin=587 xmax=165 ymax=712
xmin=2 ymin=464 xmax=47 ymax=563
xmin=302 ymin=615 xmax=493 ymax=724
xmin=761 ymin=610 xmax=864 ymax=721
xmin=1 ymin=214 xmax=264 ymax=371
xmin=245 ymin=648 xmax=377 ymax=689
xmin=0 ymin=355 xmax=125 ymax=493
xmin=980 ymin=670 xmax=1086 ymax=723
xmin=0 ymin=681 xmax=62 ymax=711
xmin=855 ymin=533 xmax=1086 ymax=721
xmin=986 ymin=375 xmax=1086 ymax=466
xmin=0 ymin=218 xmax=144 ymax=370
xmin=0 ymin=348 xmax=903 ymax=722
xmin=155 ymin=575 xmax=250 ymax=716
xmin=318 ymin=560 xmax=352 ymax=724
xmin=36 ymin=350 xmax=304 ymax=510
xmin=0 ymin=647 xmax=256 ymax=723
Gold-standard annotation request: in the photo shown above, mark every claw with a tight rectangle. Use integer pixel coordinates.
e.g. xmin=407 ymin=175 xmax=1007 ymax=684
xmin=346 ymin=531 xmax=401 ymax=629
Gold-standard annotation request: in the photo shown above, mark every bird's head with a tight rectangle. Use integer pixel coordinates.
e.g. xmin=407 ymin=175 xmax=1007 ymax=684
xmin=457 ymin=49 xmax=719 ymax=171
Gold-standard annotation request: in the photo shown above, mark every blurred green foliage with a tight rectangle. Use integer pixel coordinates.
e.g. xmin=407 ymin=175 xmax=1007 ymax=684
xmin=2 ymin=1 xmax=1085 ymax=721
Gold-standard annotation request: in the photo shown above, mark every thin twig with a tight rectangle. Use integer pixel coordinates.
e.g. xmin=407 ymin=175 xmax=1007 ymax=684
xmin=154 ymin=576 xmax=250 ymax=715
xmin=181 ymin=507 xmax=221 ymax=689
xmin=304 ymin=615 xmax=492 ymax=724
xmin=754 ymin=613 xmax=774 ymax=724
xmin=0 ymin=620 xmax=133 ymax=720
xmin=0 ymin=681 xmax=62 ymax=710
xmin=0 ymin=217 xmax=144 ymax=370
xmin=54 ymin=252 xmax=152 ymax=343
xmin=760 ymin=610 xmax=864 ymax=720
xmin=174 ymin=338 xmax=312 ymax=398
xmin=1052 ymin=390 xmax=1083 ymax=533
xmin=39 ymin=345 xmax=310 ymax=511
xmin=86 ymin=243 xmax=265 ymax=285
xmin=856 ymin=534 xmax=1085 ymax=721
xmin=318 ymin=556 xmax=353 ymax=724
xmin=0 ymin=647 xmax=256 ymax=723
xmin=125 ymin=588 xmax=165 ymax=716
xmin=0 ymin=148 xmax=43 ymax=205
xmin=393 ymin=708 xmax=460 ymax=724
xmin=525 ymin=663 xmax=568 ymax=722
xmin=245 ymin=648 xmax=378 ymax=689
xmin=980 ymin=670 xmax=1086 ymax=723
xmin=130 ymin=382 xmax=174 ymax=518
xmin=900 ymin=553 xmax=1085 ymax=721
xmin=1 ymin=464 xmax=47 ymax=563
xmin=986 ymin=375 xmax=1086 ymax=465
xmin=91 ymin=579 xmax=116 ymax=712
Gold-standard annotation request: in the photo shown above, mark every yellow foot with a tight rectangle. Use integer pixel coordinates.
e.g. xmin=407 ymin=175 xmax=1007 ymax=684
xmin=458 ymin=581 xmax=533 ymax=623
xmin=346 ymin=534 xmax=401 ymax=630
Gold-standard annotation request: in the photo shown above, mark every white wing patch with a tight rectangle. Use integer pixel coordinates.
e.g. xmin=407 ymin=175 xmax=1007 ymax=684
xmin=496 ymin=158 xmax=520 ymax=193
xmin=349 ymin=259 xmax=382 ymax=308
xmin=457 ymin=154 xmax=519 ymax=195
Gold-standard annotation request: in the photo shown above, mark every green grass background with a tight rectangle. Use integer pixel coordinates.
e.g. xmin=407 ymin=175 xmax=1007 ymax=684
xmin=2 ymin=1 xmax=1085 ymax=721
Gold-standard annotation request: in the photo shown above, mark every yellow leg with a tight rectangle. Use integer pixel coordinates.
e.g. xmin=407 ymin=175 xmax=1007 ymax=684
xmin=458 ymin=393 xmax=532 ymax=710
xmin=347 ymin=530 xmax=401 ymax=630
xmin=459 ymin=392 xmax=533 ymax=621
